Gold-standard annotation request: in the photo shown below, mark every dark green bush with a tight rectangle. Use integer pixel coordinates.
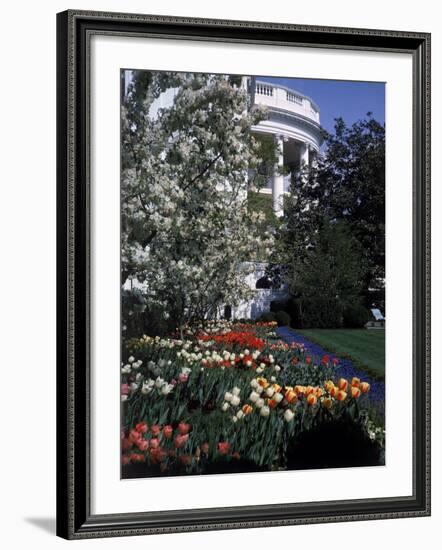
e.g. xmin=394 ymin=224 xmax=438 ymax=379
xmin=275 ymin=310 xmax=291 ymax=327
xmin=258 ymin=311 xmax=276 ymax=323
xmin=292 ymin=297 xmax=343 ymax=329
xmin=343 ymin=304 xmax=370 ymax=328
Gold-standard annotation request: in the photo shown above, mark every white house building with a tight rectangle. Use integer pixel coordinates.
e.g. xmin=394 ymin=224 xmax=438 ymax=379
xmin=228 ymin=77 xmax=323 ymax=320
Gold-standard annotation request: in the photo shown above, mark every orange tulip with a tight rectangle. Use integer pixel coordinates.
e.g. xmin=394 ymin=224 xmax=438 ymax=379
xmin=242 ymin=404 xmax=253 ymax=415
xmin=351 ymin=386 xmax=361 ymax=398
xmin=285 ymin=390 xmax=297 ymax=404
xmin=330 ymin=386 xmax=338 ymax=398
xmin=322 ymin=397 xmax=333 ymax=409
xmin=315 ymin=388 xmax=323 ymax=398
xmin=351 ymin=377 xmax=360 ymax=387
xmin=336 ymin=390 xmax=347 ymax=402
xmin=338 ymin=378 xmax=348 ymax=391
xmin=294 ymin=385 xmax=305 ymax=395
xmin=268 ymin=398 xmax=278 ymax=409
xmin=307 ymin=394 xmax=317 ymax=406
xmin=257 ymin=377 xmax=269 ymax=389
xmin=272 ymin=384 xmax=282 ymax=393
xmin=360 ymin=382 xmax=371 ymax=393
xmin=305 ymin=385 xmax=315 ymax=395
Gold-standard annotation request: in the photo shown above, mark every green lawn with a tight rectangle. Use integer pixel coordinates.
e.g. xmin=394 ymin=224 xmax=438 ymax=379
xmin=295 ymin=328 xmax=385 ymax=379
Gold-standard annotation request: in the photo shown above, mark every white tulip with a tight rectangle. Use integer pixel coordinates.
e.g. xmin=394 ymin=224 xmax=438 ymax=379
xmin=284 ymin=409 xmax=295 ymax=422
xmin=260 ymin=406 xmax=270 ymax=417
xmin=236 ymin=410 xmax=244 ymax=420
xmin=256 ymin=398 xmax=265 ymax=409
xmin=249 ymin=391 xmax=259 ymax=403
xmin=222 ymin=402 xmax=230 ymax=412
xmin=274 ymin=365 xmax=281 ymax=372
xmin=230 ymin=395 xmax=241 ymax=407
xmin=224 ymin=392 xmax=233 ymax=402
xmin=128 ymin=356 xmax=135 ymax=363
xmin=266 ymin=387 xmax=275 ymax=398
xmin=273 ymin=392 xmax=284 ymax=404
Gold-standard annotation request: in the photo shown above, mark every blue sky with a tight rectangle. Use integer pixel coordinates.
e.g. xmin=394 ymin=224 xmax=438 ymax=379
xmin=259 ymin=76 xmax=385 ymax=135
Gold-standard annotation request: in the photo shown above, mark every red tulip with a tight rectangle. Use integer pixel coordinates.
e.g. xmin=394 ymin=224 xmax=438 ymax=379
xmin=174 ymin=434 xmax=189 ymax=449
xmin=178 ymin=422 xmax=191 ymax=435
xmin=163 ymin=425 xmax=173 ymax=439
xmin=217 ymin=442 xmax=231 ymax=455
xmin=150 ymin=424 xmax=161 ymax=436
xmin=135 ymin=422 xmax=148 ymax=434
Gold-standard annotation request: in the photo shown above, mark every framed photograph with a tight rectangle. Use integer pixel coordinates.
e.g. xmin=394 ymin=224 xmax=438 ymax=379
xmin=56 ymin=10 xmax=431 ymax=539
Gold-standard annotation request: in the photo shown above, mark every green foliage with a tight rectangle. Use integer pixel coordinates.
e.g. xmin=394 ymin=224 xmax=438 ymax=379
xmin=291 ymin=296 xmax=343 ymax=329
xmin=274 ymin=114 xmax=385 ymax=309
xmin=258 ymin=311 xmax=276 ymax=323
xmin=275 ymin=310 xmax=291 ymax=327
xmin=343 ymin=304 xmax=369 ymax=328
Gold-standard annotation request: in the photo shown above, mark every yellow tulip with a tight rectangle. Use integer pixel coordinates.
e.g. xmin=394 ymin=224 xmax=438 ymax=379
xmin=336 ymin=390 xmax=347 ymax=401
xmin=360 ymin=382 xmax=371 ymax=393
xmin=338 ymin=378 xmax=348 ymax=391
xmin=351 ymin=377 xmax=360 ymax=387
xmin=351 ymin=386 xmax=361 ymax=399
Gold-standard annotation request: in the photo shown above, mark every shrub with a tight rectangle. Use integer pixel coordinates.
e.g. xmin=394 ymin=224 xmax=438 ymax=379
xmin=258 ymin=311 xmax=276 ymax=323
xmin=275 ymin=310 xmax=291 ymax=327
xmin=343 ymin=304 xmax=369 ymax=328
xmin=292 ymin=297 xmax=343 ymax=329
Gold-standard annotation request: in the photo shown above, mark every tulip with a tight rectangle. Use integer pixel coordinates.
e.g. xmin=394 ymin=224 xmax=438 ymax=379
xmin=351 ymin=377 xmax=360 ymax=387
xmin=150 ymin=424 xmax=161 ymax=436
xmin=224 ymin=391 xmax=233 ymax=402
xmin=242 ymin=404 xmax=253 ymax=415
xmin=324 ymin=380 xmax=335 ymax=393
xmin=249 ymin=391 xmax=259 ymax=403
xmin=137 ymin=439 xmax=149 ymax=452
xmin=272 ymin=384 xmax=282 ymax=393
xmin=128 ymin=429 xmax=141 ymax=443
xmin=268 ymin=398 xmax=278 ymax=409
xmin=230 ymin=395 xmax=241 ymax=407
xmin=322 ymin=397 xmax=333 ymax=410
xmin=236 ymin=410 xmax=245 ymax=419
xmin=285 ymin=390 xmax=297 ymax=404
xmin=122 ymin=438 xmax=132 ymax=450
xmin=178 ymin=422 xmax=191 ymax=435
xmin=121 ymin=384 xmax=130 ymax=396
xmin=360 ymin=382 xmax=371 ymax=393
xmin=174 ymin=434 xmax=189 ymax=449
xmin=232 ymin=386 xmax=241 ymax=396
xmin=178 ymin=373 xmax=189 ymax=383
xmin=266 ymin=387 xmax=275 ymax=398
xmin=218 ymin=441 xmax=231 ymax=455
xmin=163 ymin=425 xmax=173 ymax=439
xmin=273 ymin=392 xmax=284 ymax=404
xmin=284 ymin=409 xmax=295 ymax=422
xmin=222 ymin=402 xmax=230 ymax=412
xmin=338 ymin=378 xmax=348 ymax=391
xmin=351 ymin=386 xmax=362 ymax=398
xmin=255 ymin=398 xmax=265 ymax=409
xmin=257 ymin=377 xmax=269 ymax=389
xmin=336 ymin=390 xmax=348 ymax=401
xmin=305 ymin=386 xmax=314 ymax=395
xmin=149 ymin=438 xmax=160 ymax=449
xmin=260 ymin=406 xmax=270 ymax=417
xmin=307 ymin=394 xmax=317 ymax=406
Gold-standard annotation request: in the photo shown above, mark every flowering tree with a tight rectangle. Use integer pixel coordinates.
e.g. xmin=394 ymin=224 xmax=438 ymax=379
xmin=122 ymin=72 xmax=273 ymax=335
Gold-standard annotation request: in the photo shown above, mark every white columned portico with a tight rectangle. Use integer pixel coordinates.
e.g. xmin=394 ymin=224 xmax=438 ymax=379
xmin=300 ymin=142 xmax=310 ymax=167
xmin=273 ymin=134 xmax=285 ymax=217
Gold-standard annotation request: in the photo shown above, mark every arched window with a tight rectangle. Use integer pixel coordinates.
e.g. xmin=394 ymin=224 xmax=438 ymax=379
xmin=256 ymin=277 xmax=272 ymax=289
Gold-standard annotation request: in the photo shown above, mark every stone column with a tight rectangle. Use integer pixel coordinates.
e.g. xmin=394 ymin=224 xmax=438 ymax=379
xmin=272 ymin=134 xmax=284 ymax=217
xmin=300 ymin=142 xmax=310 ymax=167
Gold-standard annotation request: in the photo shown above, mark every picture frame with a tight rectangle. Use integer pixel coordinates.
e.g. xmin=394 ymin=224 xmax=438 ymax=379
xmin=56 ymin=9 xmax=431 ymax=539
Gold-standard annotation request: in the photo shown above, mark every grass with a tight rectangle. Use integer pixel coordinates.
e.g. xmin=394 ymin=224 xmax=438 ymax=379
xmin=295 ymin=328 xmax=385 ymax=379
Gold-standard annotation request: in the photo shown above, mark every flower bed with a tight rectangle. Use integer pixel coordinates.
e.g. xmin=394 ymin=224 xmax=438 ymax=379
xmin=121 ymin=321 xmax=384 ymax=476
